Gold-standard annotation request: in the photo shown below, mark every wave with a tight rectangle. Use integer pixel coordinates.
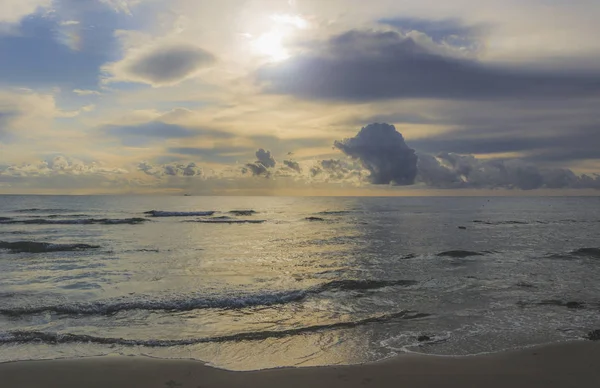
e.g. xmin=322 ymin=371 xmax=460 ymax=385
xmin=317 ymin=211 xmax=351 ymax=215
xmin=0 ymin=241 xmax=100 ymax=253
xmin=473 ymin=220 xmax=531 ymax=225
xmin=13 ymin=208 xmax=76 ymax=214
xmin=0 ymin=218 xmax=148 ymax=225
xmin=0 ymin=217 xmax=12 ymax=222
xmin=0 ymin=311 xmax=430 ymax=346
xmin=32 ymin=214 xmax=91 ymax=219
xmin=517 ymin=300 xmax=588 ymax=309
xmin=229 ymin=210 xmax=257 ymax=216
xmin=0 ymin=278 xmax=417 ymax=317
xmin=190 ymin=220 xmax=266 ymax=224
xmin=144 ymin=211 xmax=215 ymax=217
xmin=305 ymin=217 xmax=326 ymax=222
xmin=436 ymin=250 xmax=486 ymax=258
xmin=0 ymin=290 xmax=308 ymax=316
xmin=570 ymin=248 xmax=600 ymax=258
xmin=313 ymin=279 xmax=417 ymax=292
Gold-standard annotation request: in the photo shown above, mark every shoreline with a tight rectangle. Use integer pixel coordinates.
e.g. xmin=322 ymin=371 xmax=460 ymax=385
xmin=1 ymin=341 xmax=599 ymax=388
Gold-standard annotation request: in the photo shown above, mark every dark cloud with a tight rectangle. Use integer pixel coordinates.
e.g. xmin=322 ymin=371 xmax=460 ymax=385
xmin=378 ymin=18 xmax=484 ymax=44
xmin=416 ymin=152 xmax=600 ymax=190
xmin=243 ymin=163 xmax=269 ymax=177
xmin=245 ymin=149 xmax=276 ymax=176
xmin=124 ymin=44 xmax=215 ymax=85
xmin=334 ymin=123 xmax=418 ymax=185
xmin=409 ymin=123 xmax=600 ymax=163
xmin=256 ymin=148 xmax=276 ymax=168
xmin=138 ymin=161 xmax=202 ymax=177
xmin=283 ymin=160 xmax=301 ymax=172
xmin=258 ymin=29 xmax=600 ymax=101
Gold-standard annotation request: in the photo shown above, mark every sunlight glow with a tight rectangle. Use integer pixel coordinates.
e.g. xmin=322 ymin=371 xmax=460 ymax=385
xmin=271 ymin=13 xmax=309 ymax=29
xmin=253 ymin=30 xmax=290 ymax=62
xmin=249 ymin=13 xmax=309 ymax=62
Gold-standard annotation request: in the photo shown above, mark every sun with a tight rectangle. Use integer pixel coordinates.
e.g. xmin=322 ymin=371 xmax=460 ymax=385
xmin=253 ymin=30 xmax=290 ymax=62
xmin=247 ymin=13 xmax=309 ymax=62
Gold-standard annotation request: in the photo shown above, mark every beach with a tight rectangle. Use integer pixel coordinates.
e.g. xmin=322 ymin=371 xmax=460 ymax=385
xmin=1 ymin=341 xmax=599 ymax=388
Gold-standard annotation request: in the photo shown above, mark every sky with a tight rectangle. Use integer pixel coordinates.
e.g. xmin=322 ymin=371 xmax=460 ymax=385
xmin=1 ymin=0 xmax=599 ymax=195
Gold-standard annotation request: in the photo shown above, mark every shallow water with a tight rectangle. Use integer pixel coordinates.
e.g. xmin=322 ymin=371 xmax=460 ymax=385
xmin=1 ymin=195 xmax=599 ymax=370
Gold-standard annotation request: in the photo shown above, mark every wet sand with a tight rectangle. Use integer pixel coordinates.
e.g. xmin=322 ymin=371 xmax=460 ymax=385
xmin=1 ymin=341 xmax=599 ymax=388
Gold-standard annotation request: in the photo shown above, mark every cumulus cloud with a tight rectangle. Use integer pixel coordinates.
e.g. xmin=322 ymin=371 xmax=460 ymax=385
xmin=258 ymin=29 xmax=600 ymax=101
xmin=243 ymin=149 xmax=278 ymax=177
xmin=334 ymin=123 xmax=418 ymax=185
xmin=138 ymin=161 xmax=203 ymax=177
xmin=104 ymin=43 xmax=216 ymax=86
xmin=309 ymin=159 xmax=366 ymax=184
xmin=417 ymin=152 xmax=600 ymax=190
xmin=256 ymin=148 xmax=276 ymax=168
xmin=283 ymin=160 xmax=301 ymax=173
xmin=0 ymin=155 xmax=127 ymax=177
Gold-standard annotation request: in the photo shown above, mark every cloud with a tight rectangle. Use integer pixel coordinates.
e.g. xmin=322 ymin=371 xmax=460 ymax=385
xmin=168 ymin=146 xmax=251 ymax=164
xmin=104 ymin=43 xmax=216 ymax=86
xmin=1 ymin=155 xmax=127 ymax=177
xmin=258 ymin=29 xmax=600 ymax=101
xmin=309 ymin=159 xmax=366 ymax=184
xmin=417 ymin=152 xmax=600 ymax=190
xmin=334 ymin=123 xmax=418 ymax=185
xmin=256 ymin=148 xmax=276 ymax=168
xmin=103 ymin=121 xmax=197 ymax=146
xmin=0 ymin=0 xmax=50 ymax=28
xmin=245 ymin=148 xmax=277 ymax=176
xmin=73 ymin=89 xmax=102 ymax=96
xmin=60 ymin=20 xmax=80 ymax=26
xmin=378 ymin=17 xmax=485 ymax=46
xmin=283 ymin=160 xmax=301 ymax=172
xmin=138 ymin=161 xmax=203 ymax=177
xmin=0 ymin=89 xmax=84 ymax=140
xmin=0 ymin=9 xmax=118 ymax=88
xmin=409 ymin=121 xmax=600 ymax=164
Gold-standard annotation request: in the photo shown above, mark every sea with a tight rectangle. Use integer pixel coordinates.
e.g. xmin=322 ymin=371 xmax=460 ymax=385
xmin=0 ymin=195 xmax=599 ymax=370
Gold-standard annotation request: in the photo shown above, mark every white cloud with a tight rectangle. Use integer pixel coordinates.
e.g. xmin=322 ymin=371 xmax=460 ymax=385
xmin=1 ymin=155 xmax=128 ymax=177
xmin=0 ymin=0 xmax=50 ymax=27
xmin=59 ymin=20 xmax=80 ymax=26
xmin=99 ymin=0 xmax=144 ymax=15
xmin=73 ymin=89 xmax=102 ymax=96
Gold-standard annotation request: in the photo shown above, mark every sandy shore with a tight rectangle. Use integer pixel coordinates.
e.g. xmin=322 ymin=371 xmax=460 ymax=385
xmin=1 ymin=341 xmax=599 ymax=388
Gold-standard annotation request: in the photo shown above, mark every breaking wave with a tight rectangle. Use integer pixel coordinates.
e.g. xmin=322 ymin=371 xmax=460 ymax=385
xmin=144 ymin=211 xmax=216 ymax=217
xmin=0 ymin=311 xmax=429 ymax=346
xmin=0 ymin=241 xmax=100 ymax=253
xmin=0 ymin=278 xmax=418 ymax=317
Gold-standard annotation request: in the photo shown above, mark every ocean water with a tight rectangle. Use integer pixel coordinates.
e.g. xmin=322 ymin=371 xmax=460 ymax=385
xmin=1 ymin=195 xmax=599 ymax=370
